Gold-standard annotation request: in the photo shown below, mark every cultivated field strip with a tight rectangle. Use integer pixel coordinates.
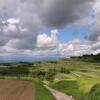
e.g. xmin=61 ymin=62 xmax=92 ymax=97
xmin=0 ymin=80 xmax=35 ymax=100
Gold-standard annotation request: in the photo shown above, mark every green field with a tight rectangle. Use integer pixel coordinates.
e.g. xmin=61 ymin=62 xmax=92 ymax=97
xmin=34 ymin=79 xmax=55 ymax=100
xmin=0 ymin=54 xmax=100 ymax=100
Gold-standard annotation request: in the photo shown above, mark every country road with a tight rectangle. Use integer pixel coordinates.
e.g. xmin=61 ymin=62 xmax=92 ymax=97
xmin=44 ymin=85 xmax=75 ymax=100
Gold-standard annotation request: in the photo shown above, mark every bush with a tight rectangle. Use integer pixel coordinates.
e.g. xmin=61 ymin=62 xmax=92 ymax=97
xmin=32 ymin=69 xmax=46 ymax=79
xmin=60 ymin=67 xmax=71 ymax=74
xmin=80 ymin=69 xmax=89 ymax=73
xmin=45 ymin=68 xmax=57 ymax=82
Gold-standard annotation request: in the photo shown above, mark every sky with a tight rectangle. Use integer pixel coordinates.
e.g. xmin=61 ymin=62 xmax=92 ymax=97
xmin=0 ymin=0 xmax=100 ymax=61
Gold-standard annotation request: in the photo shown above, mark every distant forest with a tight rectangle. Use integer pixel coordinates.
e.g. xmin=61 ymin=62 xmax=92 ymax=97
xmin=71 ymin=54 xmax=100 ymax=63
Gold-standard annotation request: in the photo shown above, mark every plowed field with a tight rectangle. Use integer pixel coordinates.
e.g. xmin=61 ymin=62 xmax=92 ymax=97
xmin=0 ymin=80 xmax=35 ymax=100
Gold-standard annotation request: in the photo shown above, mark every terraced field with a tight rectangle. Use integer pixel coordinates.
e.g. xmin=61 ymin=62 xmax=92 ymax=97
xmin=0 ymin=80 xmax=35 ymax=100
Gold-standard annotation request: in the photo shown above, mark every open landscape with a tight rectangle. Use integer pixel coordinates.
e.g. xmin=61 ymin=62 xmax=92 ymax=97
xmin=0 ymin=54 xmax=100 ymax=100
xmin=0 ymin=0 xmax=100 ymax=99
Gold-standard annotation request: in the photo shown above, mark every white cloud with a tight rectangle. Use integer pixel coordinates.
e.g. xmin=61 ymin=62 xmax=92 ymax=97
xmin=51 ymin=29 xmax=58 ymax=35
xmin=37 ymin=33 xmax=53 ymax=47
xmin=7 ymin=18 xmax=20 ymax=24
xmin=37 ymin=29 xmax=59 ymax=47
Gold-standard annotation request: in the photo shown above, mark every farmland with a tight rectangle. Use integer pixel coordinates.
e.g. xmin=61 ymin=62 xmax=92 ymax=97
xmin=0 ymin=54 xmax=100 ymax=100
xmin=0 ymin=80 xmax=35 ymax=100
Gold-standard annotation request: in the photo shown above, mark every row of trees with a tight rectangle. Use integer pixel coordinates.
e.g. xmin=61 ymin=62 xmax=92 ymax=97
xmin=32 ymin=67 xmax=71 ymax=81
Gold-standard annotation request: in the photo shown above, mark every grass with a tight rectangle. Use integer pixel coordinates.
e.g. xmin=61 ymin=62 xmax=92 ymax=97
xmin=49 ymin=77 xmax=100 ymax=100
xmin=77 ymin=78 xmax=100 ymax=93
xmin=34 ymin=79 xmax=55 ymax=100
xmin=84 ymin=84 xmax=100 ymax=100
xmin=49 ymin=79 xmax=84 ymax=100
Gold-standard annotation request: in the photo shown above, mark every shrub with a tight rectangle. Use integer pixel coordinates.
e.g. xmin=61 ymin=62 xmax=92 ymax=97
xmin=45 ymin=68 xmax=57 ymax=82
xmin=60 ymin=67 xmax=71 ymax=74
xmin=32 ymin=69 xmax=46 ymax=79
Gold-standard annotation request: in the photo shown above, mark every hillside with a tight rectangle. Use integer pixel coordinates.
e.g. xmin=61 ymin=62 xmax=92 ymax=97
xmin=0 ymin=54 xmax=100 ymax=100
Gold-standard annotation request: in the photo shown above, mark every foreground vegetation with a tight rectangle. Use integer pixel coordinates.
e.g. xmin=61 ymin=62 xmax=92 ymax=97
xmin=34 ymin=79 xmax=55 ymax=100
xmin=0 ymin=54 xmax=100 ymax=100
xmin=50 ymin=78 xmax=100 ymax=100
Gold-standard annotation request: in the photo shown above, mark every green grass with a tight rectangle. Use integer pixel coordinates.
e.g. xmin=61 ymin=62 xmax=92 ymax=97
xmin=33 ymin=79 xmax=55 ymax=100
xmin=85 ymin=84 xmax=100 ymax=100
xmin=49 ymin=78 xmax=100 ymax=100
xmin=49 ymin=79 xmax=84 ymax=100
xmin=77 ymin=78 xmax=100 ymax=93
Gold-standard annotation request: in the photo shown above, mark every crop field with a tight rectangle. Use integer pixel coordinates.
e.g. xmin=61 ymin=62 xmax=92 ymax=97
xmin=0 ymin=80 xmax=35 ymax=100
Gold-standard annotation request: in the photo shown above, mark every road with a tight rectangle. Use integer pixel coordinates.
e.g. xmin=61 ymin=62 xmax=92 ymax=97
xmin=44 ymin=85 xmax=75 ymax=100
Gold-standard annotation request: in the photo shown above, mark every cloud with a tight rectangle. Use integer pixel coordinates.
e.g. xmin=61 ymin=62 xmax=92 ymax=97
xmin=40 ymin=0 xmax=94 ymax=28
xmin=0 ymin=0 xmax=41 ymax=50
xmin=0 ymin=0 xmax=99 ymax=60
xmin=85 ymin=0 xmax=100 ymax=41
xmin=58 ymin=38 xmax=100 ymax=57
xmin=58 ymin=40 xmax=90 ymax=57
xmin=7 ymin=18 xmax=20 ymax=24
xmin=37 ymin=33 xmax=53 ymax=47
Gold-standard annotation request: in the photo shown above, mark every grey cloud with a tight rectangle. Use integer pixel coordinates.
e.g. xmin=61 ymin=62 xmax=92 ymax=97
xmin=0 ymin=0 xmax=97 ymax=56
xmin=0 ymin=36 xmax=9 ymax=46
xmin=0 ymin=0 xmax=41 ymax=50
xmin=85 ymin=0 xmax=100 ymax=41
xmin=86 ymin=33 xmax=100 ymax=41
xmin=6 ymin=37 xmax=37 ymax=50
xmin=40 ymin=0 xmax=94 ymax=28
xmin=85 ymin=23 xmax=100 ymax=41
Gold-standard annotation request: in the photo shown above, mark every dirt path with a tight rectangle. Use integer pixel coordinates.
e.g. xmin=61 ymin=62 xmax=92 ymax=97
xmin=44 ymin=85 xmax=75 ymax=100
xmin=0 ymin=80 xmax=36 ymax=100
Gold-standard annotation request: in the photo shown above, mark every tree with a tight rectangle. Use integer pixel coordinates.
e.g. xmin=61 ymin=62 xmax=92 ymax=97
xmin=60 ymin=67 xmax=70 ymax=74
xmin=45 ymin=68 xmax=57 ymax=81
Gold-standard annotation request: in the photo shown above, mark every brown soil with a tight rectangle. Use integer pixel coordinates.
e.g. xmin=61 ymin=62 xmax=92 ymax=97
xmin=0 ymin=79 xmax=36 ymax=100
